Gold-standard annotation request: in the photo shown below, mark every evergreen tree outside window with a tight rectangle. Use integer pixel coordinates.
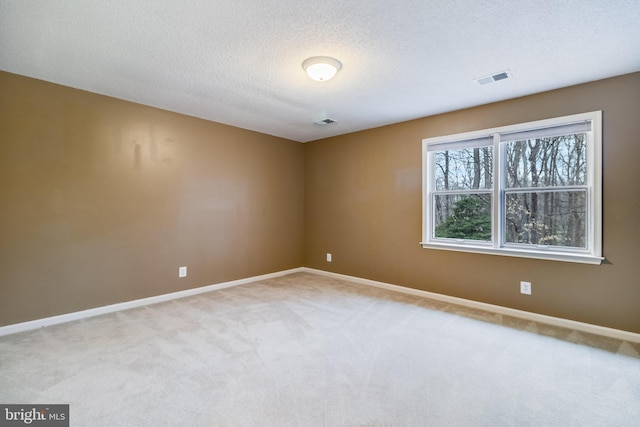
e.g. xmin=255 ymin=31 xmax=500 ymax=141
xmin=422 ymin=111 xmax=602 ymax=264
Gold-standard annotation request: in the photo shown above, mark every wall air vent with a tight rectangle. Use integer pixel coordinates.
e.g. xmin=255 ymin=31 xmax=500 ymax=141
xmin=476 ymin=70 xmax=511 ymax=85
xmin=314 ymin=118 xmax=336 ymax=126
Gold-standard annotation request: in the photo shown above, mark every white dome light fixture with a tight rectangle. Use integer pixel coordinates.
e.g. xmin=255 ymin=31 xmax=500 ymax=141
xmin=302 ymin=56 xmax=342 ymax=81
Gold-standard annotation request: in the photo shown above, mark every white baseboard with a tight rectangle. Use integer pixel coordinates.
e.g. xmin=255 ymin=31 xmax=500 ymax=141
xmin=302 ymin=267 xmax=640 ymax=344
xmin=3 ymin=266 xmax=638 ymax=344
xmin=0 ymin=267 xmax=305 ymax=337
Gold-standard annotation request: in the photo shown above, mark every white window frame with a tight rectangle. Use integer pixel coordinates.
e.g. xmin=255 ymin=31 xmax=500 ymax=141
xmin=421 ymin=111 xmax=602 ymax=264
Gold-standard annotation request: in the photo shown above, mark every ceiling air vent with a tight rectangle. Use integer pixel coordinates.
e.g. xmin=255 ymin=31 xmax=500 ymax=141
xmin=476 ymin=70 xmax=511 ymax=85
xmin=314 ymin=118 xmax=336 ymax=126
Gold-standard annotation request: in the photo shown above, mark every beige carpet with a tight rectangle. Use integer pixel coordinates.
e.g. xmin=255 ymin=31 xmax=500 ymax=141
xmin=1 ymin=272 xmax=639 ymax=426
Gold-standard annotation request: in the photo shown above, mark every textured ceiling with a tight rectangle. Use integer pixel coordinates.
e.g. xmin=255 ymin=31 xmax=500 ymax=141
xmin=1 ymin=0 xmax=639 ymax=142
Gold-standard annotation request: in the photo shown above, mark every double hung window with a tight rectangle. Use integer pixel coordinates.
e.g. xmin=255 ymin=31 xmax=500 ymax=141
xmin=422 ymin=111 xmax=602 ymax=264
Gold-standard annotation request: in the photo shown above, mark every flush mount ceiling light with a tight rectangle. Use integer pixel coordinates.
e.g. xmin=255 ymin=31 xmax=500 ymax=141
xmin=302 ymin=56 xmax=342 ymax=81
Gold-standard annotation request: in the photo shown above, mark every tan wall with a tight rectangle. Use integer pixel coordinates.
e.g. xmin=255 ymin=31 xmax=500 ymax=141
xmin=0 ymin=71 xmax=304 ymax=326
xmin=304 ymin=72 xmax=640 ymax=334
xmin=2 ymin=70 xmax=639 ymax=334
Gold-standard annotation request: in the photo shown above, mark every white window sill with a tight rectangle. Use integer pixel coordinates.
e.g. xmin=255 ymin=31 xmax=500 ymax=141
xmin=420 ymin=242 xmax=603 ymax=265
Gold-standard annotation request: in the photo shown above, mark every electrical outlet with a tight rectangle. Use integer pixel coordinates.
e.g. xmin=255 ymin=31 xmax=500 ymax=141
xmin=179 ymin=266 xmax=187 ymax=278
xmin=326 ymin=253 xmax=332 ymax=262
xmin=520 ymin=281 xmax=531 ymax=295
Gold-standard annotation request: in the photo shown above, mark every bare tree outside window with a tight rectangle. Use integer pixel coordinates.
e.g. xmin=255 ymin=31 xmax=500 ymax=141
xmin=504 ymin=134 xmax=587 ymax=248
xmin=433 ymin=146 xmax=493 ymax=241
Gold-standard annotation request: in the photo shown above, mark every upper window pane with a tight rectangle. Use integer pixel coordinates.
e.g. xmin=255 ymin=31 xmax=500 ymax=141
xmin=504 ymin=133 xmax=587 ymax=188
xmin=434 ymin=147 xmax=493 ymax=191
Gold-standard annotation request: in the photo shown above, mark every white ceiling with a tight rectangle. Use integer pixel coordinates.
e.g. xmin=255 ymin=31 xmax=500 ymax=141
xmin=1 ymin=1 xmax=639 ymax=143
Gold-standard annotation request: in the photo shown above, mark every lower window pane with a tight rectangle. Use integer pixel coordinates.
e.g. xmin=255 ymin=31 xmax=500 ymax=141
xmin=505 ymin=190 xmax=586 ymax=248
xmin=434 ymin=194 xmax=492 ymax=241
